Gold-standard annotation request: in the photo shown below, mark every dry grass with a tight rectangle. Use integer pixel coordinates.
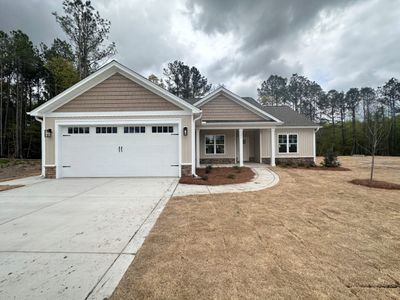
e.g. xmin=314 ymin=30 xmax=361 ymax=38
xmin=112 ymin=156 xmax=400 ymax=300
xmin=0 ymin=159 xmax=41 ymax=182
xmin=0 ymin=185 xmax=24 ymax=191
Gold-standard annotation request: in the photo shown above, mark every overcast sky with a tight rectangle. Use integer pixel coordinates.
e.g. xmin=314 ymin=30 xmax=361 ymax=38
xmin=1 ymin=0 xmax=399 ymax=98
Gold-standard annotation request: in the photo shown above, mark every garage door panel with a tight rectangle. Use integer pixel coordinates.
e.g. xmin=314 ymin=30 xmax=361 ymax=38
xmin=60 ymin=125 xmax=179 ymax=177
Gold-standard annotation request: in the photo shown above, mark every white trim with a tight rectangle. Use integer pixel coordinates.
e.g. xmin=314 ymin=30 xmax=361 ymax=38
xmin=194 ymin=87 xmax=283 ymax=123
xmin=259 ymin=130 xmax=262 ymax=164
xmin=204 ymin=134 xmax=226 ymax=155
xmin=239 ymin=129 xmax=243 ymax=167
xmin=35 ymin=116 xmax=45 ymax=176
xmin=277 ymin=133 xmax=299 ymax=155
xmin=54 ymin=118 xmax=182 ymax=178
xmin=45 ymin=111 xmax=192 ymax=118
xmin=234 ymin=129 xmax=237 ymax=164
xmin=29 ymin=60 xmax=200 ymax=116
xmin=196 ymin=129 xmax=200 ymax=168
xmin=278 ymin=126 xmax=321 ymax=129
xmin=270 ymin=128 xmax=276 ymax=166
xmin=313 ymin=129 xmax=316 ymax=163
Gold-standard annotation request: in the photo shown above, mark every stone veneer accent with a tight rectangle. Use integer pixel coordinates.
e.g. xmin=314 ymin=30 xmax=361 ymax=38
xmin=45 ymin=166 xmax=56 ymax=178
xmin=200 ymin=158 xmax=236 ymax=164
xmin=181 ymin=165 xmax=192 ymax=176
xmin=262 ymin=157 xmax=314 ymax=166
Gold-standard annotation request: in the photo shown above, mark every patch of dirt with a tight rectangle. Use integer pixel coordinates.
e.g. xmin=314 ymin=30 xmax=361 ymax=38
xmin=280 ymin=166 xmax=351 ymax=171
xmin=179 ymin=167 xmax=255 ymax=185
xmin=111 ymin=156 xmax=400 ymax=300
xmin=0 ymin=185 xmax=24 ymax=191
xmin=0 ymin=159 xmax=41 ymax=182
xmin=350 ymin=179 xmax=400 ymax=190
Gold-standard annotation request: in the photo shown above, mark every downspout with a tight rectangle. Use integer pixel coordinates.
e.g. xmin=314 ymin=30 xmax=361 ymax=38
xmin=35 ymin=116 xmax=45 ymax=177
xmin=192 ymin=112 xmax=202 ymax=177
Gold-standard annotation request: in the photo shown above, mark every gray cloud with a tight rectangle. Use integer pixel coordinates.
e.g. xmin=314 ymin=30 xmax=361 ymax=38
xmin=1 ymin=0 xmax=399 ymax=98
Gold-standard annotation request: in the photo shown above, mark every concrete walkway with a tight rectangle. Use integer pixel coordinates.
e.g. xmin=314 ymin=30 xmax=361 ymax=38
xmin=173 ymin=166 xmax=279 ymax=197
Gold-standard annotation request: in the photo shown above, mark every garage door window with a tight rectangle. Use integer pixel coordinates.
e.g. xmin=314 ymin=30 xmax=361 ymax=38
xmin=152 ymin=126 xmax=173 ymax=133
xmin=96 ymin=127 xmax=118 ymax=134
xmin=68 ymin=127 xmax=89 ymax=134
xmin=124 ymin=126 xmax=146 ymax=133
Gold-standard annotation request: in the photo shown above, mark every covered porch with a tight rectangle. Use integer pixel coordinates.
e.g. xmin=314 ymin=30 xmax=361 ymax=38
xmin=195 ymin=127 xmax=276 ymax=168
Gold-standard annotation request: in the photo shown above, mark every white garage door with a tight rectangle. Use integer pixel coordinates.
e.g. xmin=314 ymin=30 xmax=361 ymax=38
xmin=59 ymin=124 xmax=179 ymax=177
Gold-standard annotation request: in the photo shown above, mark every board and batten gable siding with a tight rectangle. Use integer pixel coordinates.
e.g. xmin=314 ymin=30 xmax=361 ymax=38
xmin=55 ymin=73 xmax=182 ymax=112
xmin=260 ymin=128 xmax=314 ymax=158
xmin=199 ymin=95 xmax=266 ymax=121
xmin=44 ymin=115 xmax=193 ymax=166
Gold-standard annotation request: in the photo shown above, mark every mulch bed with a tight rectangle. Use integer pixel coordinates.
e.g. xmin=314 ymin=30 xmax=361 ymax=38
xmin=0 ymin=185 xmax=24 ymax=192
xmin=349 ymin=179 xmax=400 ymax=190
xmin=179 ymin=167 xmax=255 ymax=185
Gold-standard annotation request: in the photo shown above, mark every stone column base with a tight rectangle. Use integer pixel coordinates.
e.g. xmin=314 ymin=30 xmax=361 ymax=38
xmin=181 ymin=165 xmax=192 ymax=176
xmin=45 ymin=166 xmax=56 ymax=178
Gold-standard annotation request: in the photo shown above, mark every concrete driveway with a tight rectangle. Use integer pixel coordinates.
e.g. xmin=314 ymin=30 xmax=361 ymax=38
xmin=0 ymin=177 xmax=178 ymax=299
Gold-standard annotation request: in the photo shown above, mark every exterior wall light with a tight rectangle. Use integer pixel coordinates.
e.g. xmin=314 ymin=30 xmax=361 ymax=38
xmin=183 ymin=126 xmax=188 ymax=136
xmin=45 ymin=129 xmax=52 ymax=138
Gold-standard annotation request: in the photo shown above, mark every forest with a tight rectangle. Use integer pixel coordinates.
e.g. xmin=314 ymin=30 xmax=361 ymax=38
xmin=0 ymin=0 xmax=399 ymax=160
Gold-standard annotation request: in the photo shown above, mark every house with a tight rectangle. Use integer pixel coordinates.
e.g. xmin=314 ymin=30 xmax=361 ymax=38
xmin=29 ymin=61 xmax=319 ymax=178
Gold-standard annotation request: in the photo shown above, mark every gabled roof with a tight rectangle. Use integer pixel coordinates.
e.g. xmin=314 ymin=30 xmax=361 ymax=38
xmin=241 ymin=97 xmax=319 ymax=127
xmin=29 ymin=60 xmax=201 ymax=116
xmin=193 ymin=87 xmax=283 ymax=123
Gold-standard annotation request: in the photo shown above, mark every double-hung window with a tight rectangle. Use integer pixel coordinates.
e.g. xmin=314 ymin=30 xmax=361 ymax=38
xmin=278 ymin=134 xmax=298 ymax=153
xmin=205 ymin=135 xmax=225 ymax=154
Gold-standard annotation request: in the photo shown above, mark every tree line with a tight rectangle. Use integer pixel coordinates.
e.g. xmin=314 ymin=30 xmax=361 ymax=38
xmin=0 ymin=0 xmax=115 ymax=158
xmin=257 ymin=74 xmax=400 ymax=156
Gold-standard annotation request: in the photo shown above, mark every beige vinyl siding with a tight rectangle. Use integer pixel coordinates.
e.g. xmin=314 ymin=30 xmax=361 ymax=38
xmin=261 ymin=128 xmax=314 ymax=158
xmin=199 ymin=129 xmax=236 ymax=159
xmin=44 ymin=115 xmax=192 ymax=165
xmin=55 ymin=73 xmax=181 ymax=112
xmin=199 ymin=95 xmax=265 ymax=121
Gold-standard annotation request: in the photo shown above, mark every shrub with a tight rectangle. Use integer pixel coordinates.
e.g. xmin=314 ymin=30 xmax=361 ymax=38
xmin=321 ymin=149 xmax=341 ymax=167
xmin=233 ymin=165 xmax=242 ymax=173
xmin=201 ymin=175 xmax=209 ymax=181
xmin=227 ymin=174 xmax=236 ymax=179
xmin=205 ymin=165 xmax=213 ymax=174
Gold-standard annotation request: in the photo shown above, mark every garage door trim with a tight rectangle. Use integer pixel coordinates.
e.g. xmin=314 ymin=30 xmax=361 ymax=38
xmin=54 ymin=118 xmax=182 ymax=178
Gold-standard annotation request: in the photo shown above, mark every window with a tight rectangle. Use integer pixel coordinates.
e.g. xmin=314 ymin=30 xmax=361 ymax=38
xmin=124 ymin=126 xmax=146 ymax=133
xmin=152 ymin=126 xmax=174 ymax=133
xmin=205 ymin=135 xmax=225 ymax=154
xmin=96 ymin=127 xmax=118 ymax=134
xmin=67 ymin=127 xmax=90 ymax=134
xmin=278 ymin=134 xmax=298 ymax=153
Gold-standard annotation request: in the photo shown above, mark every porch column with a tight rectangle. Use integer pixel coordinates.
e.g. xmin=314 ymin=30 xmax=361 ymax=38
xmin=196 ymin=129 xmax=200 ymax=168
xmin=270 ymin=127 xmax=276 ymax=166
xmin=239 ymin=128 xmax=244 ymax=167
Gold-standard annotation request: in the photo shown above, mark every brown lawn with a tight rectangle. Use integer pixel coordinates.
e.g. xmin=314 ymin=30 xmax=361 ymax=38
xmin=179 ymin=167 xmax=255 ymax=185
xmin=112 ymin=156 xmax=400 ymax=300
xmin=0 ymin=184 xmax=24 ymax=191
xmin=0 ymin=159 xmax=41 ymax=182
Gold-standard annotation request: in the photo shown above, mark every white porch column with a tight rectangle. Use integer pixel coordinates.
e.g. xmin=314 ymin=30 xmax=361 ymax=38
xmin=239 ymin=128 xmax=244 ymax=167
xmin=196 ymin=129 xmax=200 ymax=168
xmin=270 ymin=127 xmax=276 ymax=166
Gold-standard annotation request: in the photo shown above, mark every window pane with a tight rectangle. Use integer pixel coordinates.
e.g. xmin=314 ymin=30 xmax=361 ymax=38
xmin=135 ymin=127 xmax=139 ymax=133
xmin=85 ymin=127 xmax=89 ymax=134
xmin=68 ymin=128 xmax=73 ymax=134
xmin=141 ymin=127 xmax=145 ymax=133
xmin=279 ymin=144 xmax=287 ymax=153
xmin=96 ymin=127 xmax=100 ymax=134
xmin=102 ymin=127 xmax=106 ymax=133
xmin=112 ymin=127 xmax=117 ymax=133
xmin=106 ymin=127 xmax=111 ymax=133
xmin=289 ymin=144 xmax=297 ymax=153
xmin=205 ymin=135 xmax=214 ymax=145
xmin=79 ymin=127 xmax=84 ymax=134
xmin=216 ymin=145 xmax=225 ymax=154
xmin=163 ymin=126 xmax=168 ymax=133
xmin=278 ymin=135 xmax=287 ymax=143
xmin=289 ymin=134 xmax=297 ymax=143
xmin=215 ymin=135 xmax=224 ymax=144
xmin=73 ymin=127 xmax=78 ymax=134
xmin=206 ymin=145 xmax=214 ymax=154
xmin=168 ymin=126 xmax=173 ymax=133
xmin=128 ymin=127 xmax=133 ymax=133
xmin=152 ymin=126 xmax=156 ymax=133
xmin=124 ymin=127 xmax=128 ymax=133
